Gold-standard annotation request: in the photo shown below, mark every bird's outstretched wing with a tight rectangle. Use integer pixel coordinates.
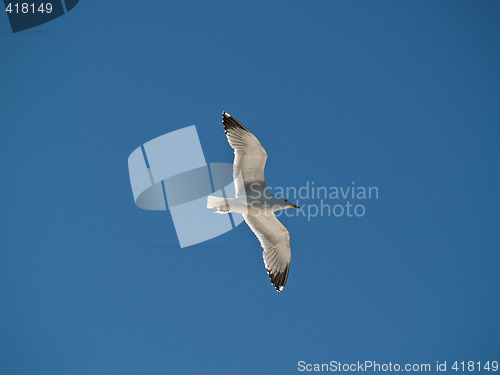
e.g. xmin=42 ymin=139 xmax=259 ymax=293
xmin=222 ymin=112 xmax=267 ymax=196
xmin=243 ymin=213 xmax=291 ymax=292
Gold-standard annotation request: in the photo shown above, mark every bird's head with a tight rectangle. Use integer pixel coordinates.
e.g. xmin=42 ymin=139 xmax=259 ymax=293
xmin=282 ymin=198 xmax=300 ymax=210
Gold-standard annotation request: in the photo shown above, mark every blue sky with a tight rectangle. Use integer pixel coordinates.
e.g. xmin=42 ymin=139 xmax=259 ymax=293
xmin=1 ymin=1 xmax=499 ymax=374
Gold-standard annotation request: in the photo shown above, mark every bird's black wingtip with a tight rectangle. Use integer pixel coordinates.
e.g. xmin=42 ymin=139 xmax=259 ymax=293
xmin=268 ymin=264 xmax=290 ymax=293
xmin=222 ymin=111 xmax=250 ymax=133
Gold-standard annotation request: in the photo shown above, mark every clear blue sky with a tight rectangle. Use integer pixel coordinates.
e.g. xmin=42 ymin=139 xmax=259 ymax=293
xmin=1 ymin=1 xmax=499 ymax=374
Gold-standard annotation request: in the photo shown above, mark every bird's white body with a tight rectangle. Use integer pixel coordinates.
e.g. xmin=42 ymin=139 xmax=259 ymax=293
xmin=207 ymin=189 xmax=289 ymax=215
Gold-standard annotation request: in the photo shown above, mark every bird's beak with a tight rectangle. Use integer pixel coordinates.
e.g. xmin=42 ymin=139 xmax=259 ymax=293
xmin=291 ymin=204 xmax=300 ymax=209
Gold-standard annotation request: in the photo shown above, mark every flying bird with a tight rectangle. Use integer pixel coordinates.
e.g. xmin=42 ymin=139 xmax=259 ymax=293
xmin=207 ymin=112 xmax=300 ymax=292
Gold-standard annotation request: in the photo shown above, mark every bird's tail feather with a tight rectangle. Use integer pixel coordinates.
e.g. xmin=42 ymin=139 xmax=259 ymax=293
xmin=207 ymin=196 xmax=231 ymax=214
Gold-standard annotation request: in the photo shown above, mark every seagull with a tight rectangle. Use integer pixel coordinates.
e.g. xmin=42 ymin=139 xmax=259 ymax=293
xmin=207 ymin=112 xmax=300 ymax=292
